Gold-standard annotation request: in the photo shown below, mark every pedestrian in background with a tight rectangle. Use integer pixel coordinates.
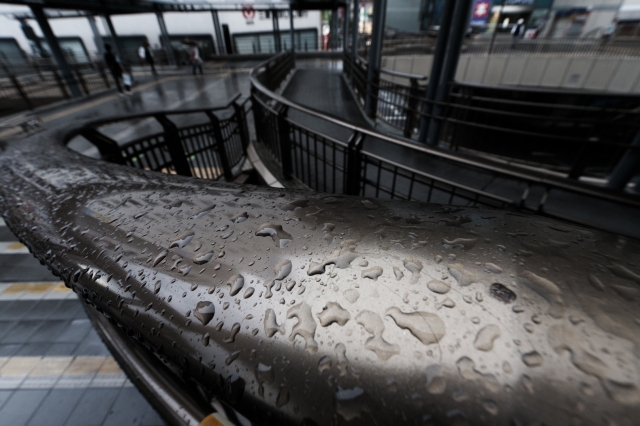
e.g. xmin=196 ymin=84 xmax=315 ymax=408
xmin=104 ymin=44 xmax=131 ymax=96
xmin=188 ymin=40 xmax=203 ymax=75
xmin=511 ymin=19 xmax=526 ymax=48
xmin=138 ymin=39 xmax=158 ymax=76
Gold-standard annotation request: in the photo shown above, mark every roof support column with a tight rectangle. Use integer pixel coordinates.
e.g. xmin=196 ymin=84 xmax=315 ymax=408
xmin=156 ymin=11 xmax=176 ymax=66
xmin=343 ymin=2 xmax=349 ymax=52
xmin=417 ymin=0 xmax=456 ymax=143
xmin=211 ymin=10 xmax=225 ymax=56
xmin=103 ymin=15 xmax=126 ymax=66
xmin=18 ymin=18 xmax=46 ymax=58
xmin=272 ymin=10 xmax=281 ymax=53
xmin=30 ymin=5 xmax=82 ymax=98
xmin=365 ymin=0 xmax=387 ymax=117
xmin=351 ymin=0 xmax=360 ymax=85
xmin=289 ymin=6 xmax=296 ymax=61
xmin=423 ymin=0 xmax=472 ymax=146
xmin=330 ymin=9 xmax=339 ymax=50
xmin=87 ymin=14 xmax=105 ymax=58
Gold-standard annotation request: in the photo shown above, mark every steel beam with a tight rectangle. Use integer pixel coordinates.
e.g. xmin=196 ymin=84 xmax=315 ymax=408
xmin=417 ymin=0 xmax=456 ymax=143
xmin=272 ymin=9 xmax=282 ymax=53
xmin=87 ymin=14 xmax=105 ymax=58
xmin=351 ymin=0 xmax=360 ymax=85
xmin=103 ymin=15 xmax=126 ymax=67
xmin=289 ymin=5 xmax=295 ymax=60
xmin=156 ymin=11 xmax=176 ymax=66
xmin=606 ymin=131 xmax=640 ymax=190
xmin=365 ymin=0 xmax=387 ymax=117
xmin=343 ymin=3 xmax=349 ymax=52
xmin=425 ymin=0 xmax=472 ymax=146
xmin=210 ymin=10 xmax=225 ymax=56
xmin=30 ymin=6 xmax=82 ymax=98
xmin=330 ymin=8 xmax=339 ymax=50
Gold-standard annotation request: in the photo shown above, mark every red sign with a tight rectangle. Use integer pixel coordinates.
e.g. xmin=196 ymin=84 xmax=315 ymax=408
xmin=471 ymin=0 xmax=490 ymax=26
xmin=242 ymin=5 xmax=256 ymax=20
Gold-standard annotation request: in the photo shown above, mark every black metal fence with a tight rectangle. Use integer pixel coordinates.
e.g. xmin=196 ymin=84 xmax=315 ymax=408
xmin=1 ymin=58 xmax=113 ymax=118
xmin=0 ymin=59 xmax=114 ymax=116
xmin=251 ymin=52 xmax=640 ymax=238
xmin=343 ymin=51 xmax=640 ymax=181
xmin=343 ymin=53 xmax=427 ymax=138
xmin=67 ymin=94 xmax=250 ymax=182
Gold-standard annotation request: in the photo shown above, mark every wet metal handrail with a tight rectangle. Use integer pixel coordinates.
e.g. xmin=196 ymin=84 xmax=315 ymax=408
xmin=1 ymin=102 xmax=640 ymax=426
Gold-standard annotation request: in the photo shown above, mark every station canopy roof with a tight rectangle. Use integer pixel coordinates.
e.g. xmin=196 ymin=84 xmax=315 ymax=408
xmin=2 ymin=0 xmax=345 ymax=14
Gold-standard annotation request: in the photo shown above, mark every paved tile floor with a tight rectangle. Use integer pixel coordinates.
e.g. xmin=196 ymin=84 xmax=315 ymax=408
xmin=0 ymin=217 xmax=167 ymax=426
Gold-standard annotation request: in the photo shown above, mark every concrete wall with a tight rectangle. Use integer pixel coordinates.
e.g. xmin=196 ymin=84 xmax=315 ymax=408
xmin=381 ymin=54 xmax=640 ymax=93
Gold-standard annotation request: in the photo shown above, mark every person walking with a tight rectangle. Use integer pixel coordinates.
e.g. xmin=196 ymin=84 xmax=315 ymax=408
xmin=138 ymin=39 xmax=158 ymax=76
xmin=104 ymin=44 xmax=131 ymax=96
xmin=188 ymin=41 xmax=203 ymax=75
xmin=511 ymin=18 xmax=526 ymax=48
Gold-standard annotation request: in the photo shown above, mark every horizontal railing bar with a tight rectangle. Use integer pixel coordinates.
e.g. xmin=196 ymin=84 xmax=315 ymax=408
xmin=362 ymin=151 xmax=515 ymax=205
xmin=355 ymin=55 xmax=428 ymax=81
xmin=64 ymin=94 xmax=243 ymax=144
xmin=250 ymin=55 xmax=640 ymax=210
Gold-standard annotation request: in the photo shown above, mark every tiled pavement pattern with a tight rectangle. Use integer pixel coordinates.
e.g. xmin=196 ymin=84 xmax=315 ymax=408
xmin=0 ymin=218 xmax=166 ymax=426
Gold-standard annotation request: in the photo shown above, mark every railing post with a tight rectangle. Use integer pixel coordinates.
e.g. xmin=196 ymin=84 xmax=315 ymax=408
xmin=205 ymin=111 xmax=234 ymax=181
xmin=154 ymin=114 xmax=192 ymax=177
xmin=97 ymin=62 xmax=110 ymax=89
xmin=277 ymin=104 xmax=293 ymax=179
xmin=606 ymin=131 xmax=640 ymax=190
xmin=79 ymin=128 xmax=126 ymax=165
xmin=345 ymin=132 xmax=364 ymax=195
xmin=404 ymin=78 xmax=421 ymax=138
xmin=231 ymin=100 xmax=250 ymax=153
xmin=1 ymin=62 xmax=33 ymax=110
xmin=74 ymin=66 xmax=90 ymax=95
xmin=52 ymin=67 xmax=70 ymax=99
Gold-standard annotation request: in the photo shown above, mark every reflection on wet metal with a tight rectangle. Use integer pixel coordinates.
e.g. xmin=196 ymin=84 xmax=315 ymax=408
xmin=1 ymin=115 xmax=640 ymax=426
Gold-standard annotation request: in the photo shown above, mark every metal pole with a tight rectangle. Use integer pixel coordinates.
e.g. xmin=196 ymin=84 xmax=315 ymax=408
xmin=30 ymin=6 xmax=82 ymax=98
xmin=289 ymin=6 xmax=296 ymax=60
xmin=488 ymin=0 xmax=506 ymax=54
xmin=104 ymin=15 xmax=125 ymax=65
xmin=351 ymin=0 xmax=360 ymax=84
xmin=417 ymin=0 xmax=457 ymax=143
xmin=425 ymin=0 xmax=473 ymax=146
xmin=606 ymin=132 xmax=640 ymax=190
xmin=331 ymin=9 xmax=339 ymax=50
xmin=272 ymin=10 xmax=281 ymax=53
xmin=87 ymin=15 xmax=105 ymax=58
xmin=18 ymin=18 xmax=47 ymax=58
xmin=365 ymin=0 xmax=387 ymax=117
xmin=343 ymin=3 xmax=350 ymax=52
xmin=211 ymin=11 xmax=225 ymax=56
xmin=156 ymin=11 xmax=176 ymax=66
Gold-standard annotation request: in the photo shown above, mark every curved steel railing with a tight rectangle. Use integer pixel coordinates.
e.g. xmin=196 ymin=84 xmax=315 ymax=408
xmin=249 ymin=52 xmax=640 ymax=239
xmin=343 ymin=51 xmax=640 ymax=180
xmin=65 ymin=93 xmax=251 ymax=181
xmin=2 ymin=94 xmax=640 ymax=425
